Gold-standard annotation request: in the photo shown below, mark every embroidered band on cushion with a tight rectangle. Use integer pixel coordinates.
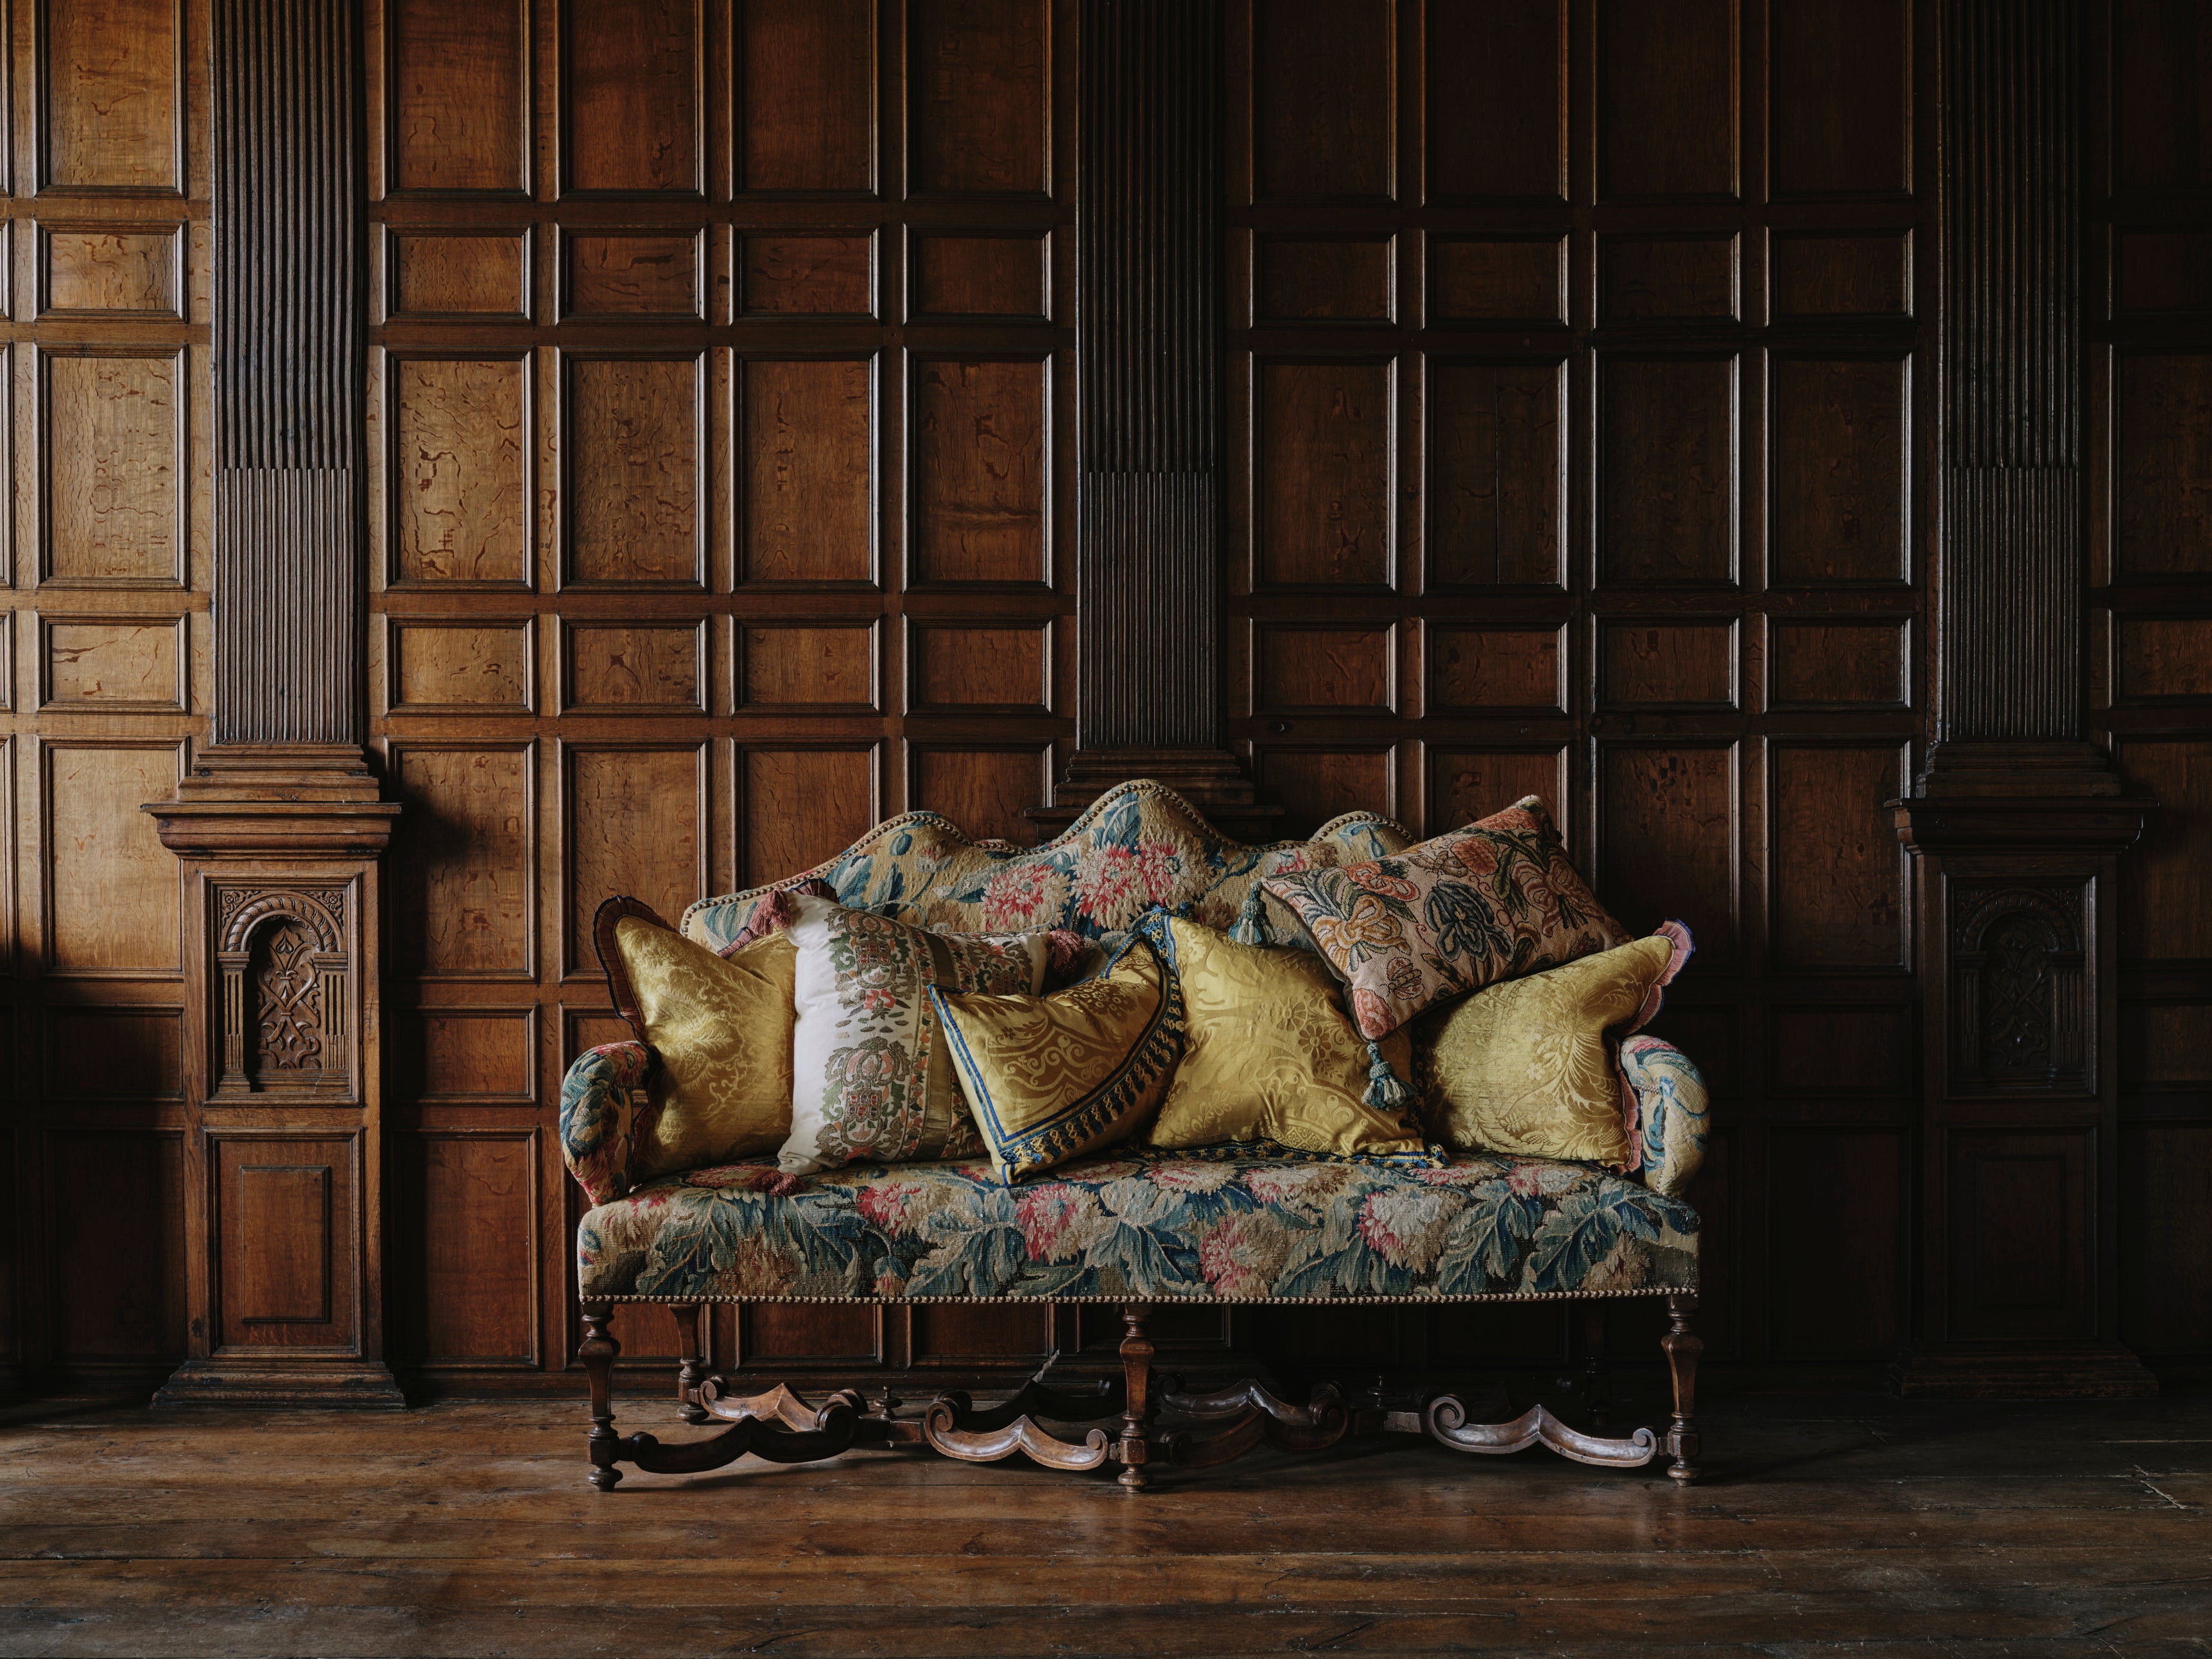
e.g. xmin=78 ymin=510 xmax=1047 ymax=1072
xmin=1263 ymin=795 xmax=1629 ymax=1041
xmin=934 ymin=924 xmax=1186 ymax=1183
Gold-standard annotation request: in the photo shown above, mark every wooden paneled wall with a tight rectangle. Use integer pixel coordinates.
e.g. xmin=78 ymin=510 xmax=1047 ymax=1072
xmin=1219 ymin=0 xmax=1930 ymax=1371
xmin=361 ymin=0 xmax=1079 ymax=1385
xmin=0 ymin=0 xmax=212 ymax=1392
xmin=2095 ymin=0 xmax=2212 ymax=1372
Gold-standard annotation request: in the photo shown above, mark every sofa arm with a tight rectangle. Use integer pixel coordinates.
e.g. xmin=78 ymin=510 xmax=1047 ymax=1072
xmin=560 ymin=1041 xmax=655 ymax=1206
xmin=1621 ymin=1036 xmax=1709 ymax=1199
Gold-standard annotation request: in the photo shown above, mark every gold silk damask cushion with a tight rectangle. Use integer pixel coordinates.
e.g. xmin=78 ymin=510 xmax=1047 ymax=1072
xmin=1415 ymin=925 xmax=1691 ymax=1168
xmin=1145 ymin=918 xmax=1428 ymax=1160
xmin=591 ymin=898 xmax=797 ymax=1184
xmin=1263 ymin=796 xmax=1630 ymax=1041
xmin=781 ymin=896 xmax=1048 ymax=1176
xmin=934 ymin=926 xmax=1186 ymax=1183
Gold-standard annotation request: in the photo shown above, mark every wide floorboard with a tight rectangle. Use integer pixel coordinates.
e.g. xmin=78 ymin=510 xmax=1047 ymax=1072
xmin=2 ymin=1387 xmax=2208 ymax=1656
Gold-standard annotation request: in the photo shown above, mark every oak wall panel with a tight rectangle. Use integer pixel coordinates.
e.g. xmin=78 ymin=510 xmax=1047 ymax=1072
xmin=1428 ymin=238 xmax=1566 ymax=327
xmin=1772 ymin=0 xmax=1910 ymax=197
xmin=1767 ymin=1129 xmax=1905 ymax=1359
xmin=2120 ymin=1124 xmax=2212 ymax=1357
xmin=739 ymin=233 xmax=874 ymax=317
xmin=562 ymin=354 xmax=704 ymax=587
xmin=1771 ymin=1005 xmax=1914 ymax=1096
xmin=386 ymin=0 xmax=528 ymax=195
xmin=739 ymin=621 xmax=879 ymax=713
xmin=1426 ymin=360 xmax=1563 ymax=586
xmin=2117 ymin=231 xmax=2212 ymax=316
xmin=1772 ymin=231 xmax=1913 ymax=321
xmin=909 ymin=0 xmax=1049 ymax=196
xmin=40 ymin=740 xmax=182 ymax=977
xmin=1256 ymin=359 xmax=1392 ymax=588
xmin=737 ymin=0 xmax=874 ymax=192
xmin=391 ymin=1133 xmax=538 ymax=1366
xmin=388 ymin=356 xmax=530 ymax=587
xmin=39 ymin=0 xmax=182 ymax=193
xmin=908 ymin=620 xmax=1049 ymax=714
xmin=562 ymin=0 xmax=703 ymax=196
xmin=385 ymin=620 xmax=533 ymax=715
xmin=45 ymin=1009 xmax=183 ymax=1102
xmin=1598 ymin=234 xmax=1739 ymax=323
xmin=1769 ymin=744 xmax=1907 ymax=971
xmin=1768 ymin=617 xmax=1910 ymax=710
xmin=1598 ymin=743 xmax=1736 ymax=966
xmin=1252 ymin=624 xmax=1395 ymax=715
xmin=740 ymin=747 xmax=878 ymax=886
xmin=1427 ymin=0 xmax=1563 ymax=202
xmin=911 ymin=358 xmax=1048 ymax=585
xmin=1598 ymin=620 xmax=1736 ymax=710
xmin=40 ymin=350 xmax=185 ymax=587
xmin=1252 ymin=0 xmax=1391 ymax=202
xmin=562 ymin=230 xmax=705 ymax=322
xmin=2114 ymin=617 xmax=2212 ymax=702
xmin=1253 ymin=236 xmax=1393 ymax=324
xmin=1598 ymin=356 xmax=1736 ymax=585
xmin=910 ymin=233 xmax=1049 ymax=320
xmin=560 ymin=621 xmax=706 ymax=715
xmin=1254 ymin=747 xmax=1395 ymax=837
xmin=1596 ymin=0 xmax=1736 ymax=202
xmin=739 ymin=358 xmax=875 ymax=585
xmin=212 ymin=1135 xmax=356 ymax=1348
xmin=1770 ymin=356 xmax=1909 ymax=586
xmin=47 ymin=1130 xmax=186 ymax=1360
xmin=2116 ymin=740 xmax=2212 ymax=961
xmin=404 ymin=1009 xmax=536 ymax=1105
xmin=2115 ymin=356 xmax=2212 ymax=578
xmin=1428 ymin=749 xmax=1569 ymax=835
xmin=35 ymin=224 xmax=184 ymax=319
xmin=907 ymin=745 xmax=1051 ymax=845
xmin=37 ymin=615 xmax=187 ymax=712
xmin=384 ymin=229 xmax=533 ymax=322
xmin=562 ymin=744 xmax=706 ymax=974
xmin=390 ymin=745 xmax=535 ymax=980
xmin=1428 ymin=627 xmax=1566 ymax=716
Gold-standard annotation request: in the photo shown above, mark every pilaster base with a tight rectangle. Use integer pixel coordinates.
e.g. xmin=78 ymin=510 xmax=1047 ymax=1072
xmin=152 ymin=1358 xmax=408 ymax=1411
xmin=1892 ymin=1344 xmax=2159 ymax=1400
xmin=1026 ymin=748 xmax=1284 ymax=840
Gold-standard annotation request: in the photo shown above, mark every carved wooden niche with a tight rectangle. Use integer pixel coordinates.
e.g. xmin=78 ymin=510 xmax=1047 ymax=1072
xmin=1948 ymin=882 xmax=2091 ymax=1094
xmin=212 ymin=886 xmax=355 ymax=1096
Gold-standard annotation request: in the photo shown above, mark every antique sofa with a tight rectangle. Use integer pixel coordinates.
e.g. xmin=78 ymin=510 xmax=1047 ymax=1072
xmin=559 ymin=781 xmax=1709 ymax=1491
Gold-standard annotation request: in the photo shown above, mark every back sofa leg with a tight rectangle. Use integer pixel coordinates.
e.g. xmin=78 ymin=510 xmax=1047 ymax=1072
xmin=1117 ymin=1305 xmax=1155 ymax=1491
xmin=582 ymin=1304 xmax=624 ymax=1491
xmin=1661 ymin=1291 xmax=1702 ymax=1486
xmin=671 ymin=1303 xmax=709 ymax=1425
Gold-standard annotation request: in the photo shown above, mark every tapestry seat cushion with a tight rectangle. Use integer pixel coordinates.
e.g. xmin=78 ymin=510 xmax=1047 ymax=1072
xmin=575 ymin=1150 xmax=1699 ymax=1303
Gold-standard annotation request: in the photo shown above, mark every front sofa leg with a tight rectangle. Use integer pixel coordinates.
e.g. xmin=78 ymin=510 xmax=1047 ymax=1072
xmin=581 ymin=1303 xmax=624 ymax=1491
xmin=671 ymin=1303 xmax=709 ymax=1425
xmin=1117 ymin=1305 xmax=1155 ymax=1491
xmin=1662 ymin=1291 xmax=1702 ymax=1486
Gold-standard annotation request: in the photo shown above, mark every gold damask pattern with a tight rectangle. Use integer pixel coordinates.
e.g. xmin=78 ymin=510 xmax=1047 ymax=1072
xmin=1145 ymin=917 xmax=1429 ymax=1161
xmin=936 ymin=924 xmax=1186 ymax=1183
xmin=608 ymin=916 xmax=797 ymax=1183
xmin=1265 ymin=797 xmax=1629 ymax=1040
xmin=1415 ymin=927 xmax=1691 ymax=1168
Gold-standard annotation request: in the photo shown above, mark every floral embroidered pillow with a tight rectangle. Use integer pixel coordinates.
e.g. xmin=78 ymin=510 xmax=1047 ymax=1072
xmin=1262 ymin=796 xmax=1630 ymax=1041
xmin=780 ymin=896 xmax=1048 ymax=1176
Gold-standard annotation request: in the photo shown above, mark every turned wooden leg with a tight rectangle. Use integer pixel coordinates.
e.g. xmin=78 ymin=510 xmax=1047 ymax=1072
xmin=671 ymin=1303 xmax=709 ymax=1425
xmin=581 ymin=1304 xmax=624 ymax=1491
xmin=1580 ymin=1303 xmax=1611 ymax=1430
xmin=1117 ymin=1305 xmax=1155 ymax=1491
xmin=1661 ymin=1291 xmax=1702 ymax=1486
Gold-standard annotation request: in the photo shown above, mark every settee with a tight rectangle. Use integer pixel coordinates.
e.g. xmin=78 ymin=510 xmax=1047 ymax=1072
xmin=559 ymin=781 xmax=1710 ymax=1491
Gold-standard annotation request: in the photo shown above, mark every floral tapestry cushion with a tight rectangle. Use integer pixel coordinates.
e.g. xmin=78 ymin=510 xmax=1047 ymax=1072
xmin=591 ymin=898 xmax=796 ymax=1184
xmin=1144 ymin=916 xmax=1429 ymax=1161
xmin=935 ymin=923 xmax=1185 ymax=1183
xmin=781 ymin=896 xmax=1047 ymax=1176
xmin=1415 ymin=925 xmax=1691 ymax=1168
xmin=1263 ymin=795 xmax=1630 ymax=1041
xmin=575 ymin=1149 xmax=1700 ymax=1302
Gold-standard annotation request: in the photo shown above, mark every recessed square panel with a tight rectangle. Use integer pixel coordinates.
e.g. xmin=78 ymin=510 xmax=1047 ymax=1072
xmin=739 ymin=232 xmax=874 ymax=317
xmin=908 ymin=0 xmax=1049 ymax=195
xmin=390 ymin=744 xmax=537 ymax=980
xmin=562 ymin=229 xmax=705 ymax=320
xmin=907 ymin=745 xmax=1051 ymax=846
xmin=35 ymin=223 xmax=184 ymax=319
xmin=910 ymin=233 xmax=1048 ymax=320
xmin=385 ymin=228 xmax=532 ymax=321
xmin=1427 ymin=360 xmax=1565 ymax=587
xmin=1598 ymin=355 xmax=1738 ymax=586
xmin=1767 ymin=617 xmax=1910 ymax=709
xmin=1428 ymin=626 xmax=1566 ymax=715
xmin=2116 ymin=356 xmax=2212 ymax=579
xmin=385 ymin=620 xmax=534 ymax=715
xmin=37 ymin=614 xmax=187 ymax=712
xmin=387 ymin=0 xmax=529 ymax=195
xmin=562 ymin=355 xmax=704 ymax=587
xmin=740 ymin=358 xmax=876 ymax=586
xmin=1598 ymin=620 xmax=1736 ymax=709
xmin=910 ymin=358 xmax=1048 ymax=586
xmin=1428 ymin=749 xmax=1570 ymax=838
xmin=561 ymin=620 xmax=706 ymax=714
xmin=1599 ymin=234 xmax=1739 ymax=323
xmin=1252 ymin=624 xmax=1395 ymax=715
xmin=1772 ymin=231 xmax=1912 ymax=322
xmin=1770 ymin=356 xmax=1908 ymax=586
xmin=741 ymin=621 xmax=879 ymax=712
xmin=906 ymin=620 xmax=1048 ymax=714
xmin=739 ymin=0 xmax=875 ymax=192
xmin=388 ymin=357 xmax=531 ymax=588
xmin=1254 ymin=237 xmax=1393 ymax=324
xmin=41 ymin=351 xmax=186 ymax=587
xmin=1256 ymin=360 xmax=1393 ymax=588
xmin=1429 ymin=236 xmax=1566 ymax=326
xmin=562 ymin=0 xmax=704 ymax=196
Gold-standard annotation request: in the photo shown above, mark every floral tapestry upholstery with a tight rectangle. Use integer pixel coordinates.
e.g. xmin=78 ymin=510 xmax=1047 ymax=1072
xmin=680 ymin=779 xmax=1412 ymax=951
xmin=576 ymin=1147 xmax=1699 ymax=1303
xmin=1621 ymin=1036 xmax=1710 ymax=1200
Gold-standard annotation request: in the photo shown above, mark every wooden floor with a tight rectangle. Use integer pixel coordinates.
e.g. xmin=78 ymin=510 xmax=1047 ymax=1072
xmin=2 ymin=1384 xmax=2208 ymax=1657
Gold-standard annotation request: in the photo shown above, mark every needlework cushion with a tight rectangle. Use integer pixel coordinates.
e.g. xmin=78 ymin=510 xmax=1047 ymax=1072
xmin=781 ymin=896 xmax=1048 ymax=1176
xmin=592 ymin=898 xmax=796 ymax=1183
xmin=1415 ymin=925 xmax=1691 ymax=1168
xmin=1263 ymin=795 xmax=1629 ymax=1041
xmin=1143 ymin=917 xmax=1428 ymax=1161
xmin=934 ymin=925 xmax=1185 ymax=1183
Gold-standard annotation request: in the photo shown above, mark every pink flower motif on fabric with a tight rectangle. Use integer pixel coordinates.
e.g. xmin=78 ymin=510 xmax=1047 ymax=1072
xmin=856 ymin=1180 xmax=931 ymax=1231
xmin=981 ymin=864 xmax=1057 ymax=931
xmin=1015 ymin=1186 xmax=1085 ymax=1260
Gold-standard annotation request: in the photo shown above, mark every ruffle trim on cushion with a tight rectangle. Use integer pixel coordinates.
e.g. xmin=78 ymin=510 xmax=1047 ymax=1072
xmin=714 ymin=878 xmax=836 ymax=957
xmin=1612 ymin=921 xmax=1694 ymax=1174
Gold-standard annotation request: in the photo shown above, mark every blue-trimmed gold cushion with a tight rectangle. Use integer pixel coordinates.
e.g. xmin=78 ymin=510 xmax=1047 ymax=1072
xmin=933 ymin=928 xmax=1186 ymax=1183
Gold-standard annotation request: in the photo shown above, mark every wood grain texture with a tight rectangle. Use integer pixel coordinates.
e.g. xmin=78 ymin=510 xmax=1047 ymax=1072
xmin=1427 ymin=361 xmax=1563 ymax=586
xmin=741 ymin=358 xmax=875 ymax=584
xmin=390 ymin=357 xmax=530 ymax=586
xmin=1428 ymin=628 xmax=1565 ymax=715
xmin=562 ymin=0 xmax=701 ymax=195
xmin=390 ymin=1134 xmax=537 ymax=1366
xmin=1771 ymin=357 xmax=1908 ymax=585
xmin=42 ymin=352 xmax=184 ymax=586
xmin=912 ymin=359 xmax=1047 ymax=585
xmin=908 ymin=0 xmax=1049 ymax=195
xmin=1768 ymin=618 xmax=1910 ymax=709
xmin=907 ymin=621 xmax=1048 ymax=713
xmin=911 ymin=234 xmax=1047 ymax=319
xmin=1252 ymin=625 xmax=1394 ymax=714
xmin=562 ymin=622 xmax=704 ymax=714
xmin=1772 ymin=1005 xmax=1914 ymax=1095
xmin=1599 ymin=744 xmax=1736 ymax=966
xmin=391 ymin=746 xmax=535 ymax=980
xmin=1254 ymin=238 xmax=1392 ymax=323
xmin=740 ymin=747 xmax=876 ymax=887
xmin=387 ymin=0 xmax=528 ymax=193
xmin=1428 ymin=749 xmax=1570 ymax=835
xmin=1772 ymin=232 xmax=1913 ymax=320
xmin=1429 ymin=238 xmax=1566 ymax=326
xmin=1772 ymin=0 xmax=1909 ymax=196
xmin=1769 ymin=745 xmax=1905 ymax=970
xmin=1598 ymin=356 xmax=1736 ymax=585
xmin=37 ymin=225 xmax=183 ymax=318
xmin=386 ymin=230 xmax=531 ymax=320
xmin=213 ymin=1136 xmax=354 ymax=1346
xmin=1252 ymin=0 xmax=1390 ymax=201
xmin=1597 ymin=0 xmax=1735 ymax=200
xmin=39 ymin=616 xmax=187 ymax=711
xmin=1428 ymin=0 xmax=1564 ymax=201
xmin=40 ymin=0 xmax=181 ymax=191
xmin=564 ymin=232 xmax=704 ymax=321
xmin=738 ymin=0 xmax=874 ymax=191
xmin=41 ymin=742 xmax=182 ymax=975
xmin=565 ymin=356 xmax=702 ymax=587
xmin=1254 ymin=747 xmax=1394 ymax=837
xmin=45 ymin=1009 xmax=184 ymax=1100
xmin=738 ymin=234 xmax=873 ymax=317
xmin=2115 ymin=618 xmax=2212 ymax=700
xmin=1257 ymin=360 xmax=1391 ymax=587
xmin=1599 ymin=621 xmax=1736 ymax=709
xmin=45 ymin=1131 xmax=186 ymax=1360
xmin=564 ymin=745 xmax=704 ymax=973
xmin=387 ymin=621 xmax=533 ymax=714
xmin=2115 ymin=355 xmax=2212 ymax=578
xmin=405 ymin=1009 xmax=535 ymax=1103
xmin=2116 ymin=740 xmax=2212 ymax=960
xmin=908 ymin=745 xmax=1050 ymax=845
xmin=739 ymin=623 xmax=878 ymax=712
xmin=1599 ymin=234 xmax=1738 ymax=323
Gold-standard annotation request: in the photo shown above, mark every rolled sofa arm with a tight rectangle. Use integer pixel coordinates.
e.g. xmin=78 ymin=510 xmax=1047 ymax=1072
xmin=559 ymin=1041 xmax=655 ymax=1206
xmin=1621 ymin=1036 xmax=1709 ymax=1200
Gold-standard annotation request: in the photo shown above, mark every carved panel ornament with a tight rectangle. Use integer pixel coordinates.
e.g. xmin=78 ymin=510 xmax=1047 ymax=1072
xmin=1948 ymin=883 xmax=2089 ymax=1093
xmin=211 ymin=884 xmax=353 ymax=1096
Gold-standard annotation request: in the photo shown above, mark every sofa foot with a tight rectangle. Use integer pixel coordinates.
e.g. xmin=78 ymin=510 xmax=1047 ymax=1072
xmin=580 ymin=1304 xmax=624 ymax=1491
xmin=1663 ymin=1290 xmax=1703 ymax=1485
xmin=1117 ymin=1306 xmax=1155 ymax=1491
xmin=671 ymin=1303 xmax=709 ymax=1425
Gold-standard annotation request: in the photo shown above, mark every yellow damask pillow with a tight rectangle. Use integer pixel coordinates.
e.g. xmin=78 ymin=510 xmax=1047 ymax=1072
xmin=933 ymin=926 xmax=1184 ymax=1183
xmin=1146 ymin=917 xmax=1427 ymax=1159
xmin=597 ymin=899 xmax=796 ymax=1183
xmin=1414 ymin=926 xmax=1691 ymax=1167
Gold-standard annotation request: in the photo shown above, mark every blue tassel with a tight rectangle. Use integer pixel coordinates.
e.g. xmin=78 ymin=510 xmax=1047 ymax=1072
xmin=1229 ymin=885 xmax=1268 ymax=946
xmin=1364 ymin=1041 xmax=1416 ymax=1117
